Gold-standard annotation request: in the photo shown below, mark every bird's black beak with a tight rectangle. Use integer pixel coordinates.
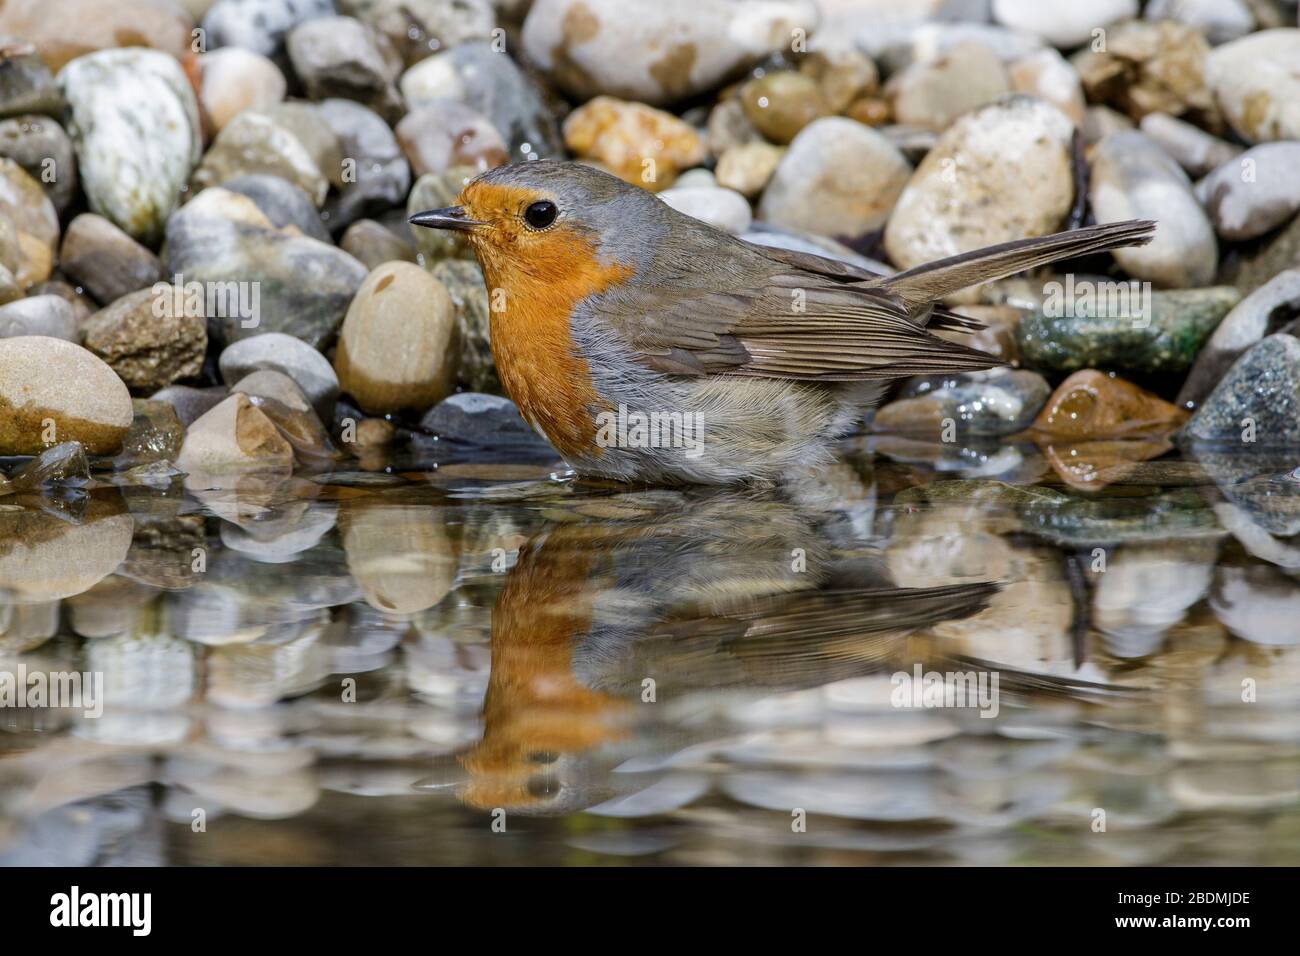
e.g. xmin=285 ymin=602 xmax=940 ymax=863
xmin=409 ymin=206 xmax=483 ymax=232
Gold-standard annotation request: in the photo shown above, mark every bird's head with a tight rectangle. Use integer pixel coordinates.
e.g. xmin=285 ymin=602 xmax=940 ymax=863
xmin=409 ymin=160 xmax=667 ymax=283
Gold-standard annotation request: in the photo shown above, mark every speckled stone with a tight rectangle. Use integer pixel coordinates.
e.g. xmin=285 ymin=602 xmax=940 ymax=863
xmin=884 ymin=97 xmax=1073 ymax=274
xmin=57 ymin=49 xmax=201 ymax=245
xmin=562 ymin=95 xmax=705 ymax=191
xmin=342 ymin=0 xmax=496 ymax=68
xmin=81 ymin=287 xmax=208 ymax=390
xmin=1016 ymin=284 xmax=1240 ymax=376
xmin=1185 ymin=334 xmax=1300 ymax=446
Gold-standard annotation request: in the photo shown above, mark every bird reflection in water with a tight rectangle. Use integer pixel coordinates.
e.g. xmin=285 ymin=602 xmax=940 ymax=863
xmin=435 ymin=478 xmax=999 ymax=814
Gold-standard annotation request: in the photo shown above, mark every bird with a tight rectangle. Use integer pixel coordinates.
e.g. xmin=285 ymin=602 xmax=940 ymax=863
xmin=411 ymin=160 xmax=1155 ymax=485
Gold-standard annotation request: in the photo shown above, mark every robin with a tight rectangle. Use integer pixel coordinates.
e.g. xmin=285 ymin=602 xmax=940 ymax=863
xmin=411 ymin=161 xmax=1154 ymax=485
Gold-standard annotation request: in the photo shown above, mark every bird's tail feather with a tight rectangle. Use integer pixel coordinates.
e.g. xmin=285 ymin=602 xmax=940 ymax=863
xmin=877 ymin=219 xmax=1157 ymax=314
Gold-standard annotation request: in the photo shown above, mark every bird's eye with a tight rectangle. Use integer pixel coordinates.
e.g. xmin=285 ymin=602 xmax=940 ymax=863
xmin=524 ymin=200 xmax=558 ymax=230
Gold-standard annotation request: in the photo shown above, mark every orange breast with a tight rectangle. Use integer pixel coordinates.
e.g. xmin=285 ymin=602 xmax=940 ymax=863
xmin=474 ymin=231 xmax=632 ymax=459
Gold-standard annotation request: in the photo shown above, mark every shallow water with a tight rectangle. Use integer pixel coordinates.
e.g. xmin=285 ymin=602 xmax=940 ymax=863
xmin=2 ymin=435 xmax=1298 ymax=866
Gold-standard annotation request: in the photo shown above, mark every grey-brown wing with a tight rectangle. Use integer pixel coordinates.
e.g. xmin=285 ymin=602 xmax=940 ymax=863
xmin=597 ymin=260 xmax=1000 ymax=381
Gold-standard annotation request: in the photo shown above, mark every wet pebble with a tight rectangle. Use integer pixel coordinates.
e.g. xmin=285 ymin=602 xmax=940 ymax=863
xmin=1016 ymin=284 xmax=1240 ymax=376
xmin=2 ymin=440 xmax=88 ymax=494
xmin=114 ymin=399 xmax=184 ymax=469
xmin=149 ymin=384 xmax=229 ymax=429
xmin=218 ymin=331 xmax=340 ymax=422
xmin=0 ymin=114 xmax=77 ymax=213
xmin=0 ymin=295 xmax=77 ymax=340
xmin=1089 ymin=131 xmax=1217 ymax=288
xmin=190 ymin=105 xmax=336 ymax=207
xmin=993 ymin=0 xmax=1135 ymax=49
xmin=335 ymin=261 xmax=458 ymax=414
xmin=396 ymin=101 xmax=508 ymax=177
xmin=884 ymin=97 xmax=1073 ymax=275
xmin=561 ymin=95 xmax=705 ymax=191
xmin=287 ymin=15 xmax=404 ymax=123
xmin=0 ymin=37 xmax=62 ymax=118
xmin=420 ymin=392 xmax=556 ymax=459
xmin=163 ymin=186 xmax=366 ymax=348
xmin=884 ymin=41 xmax=1009 ymax=133
xmin=1205 ymin=29 xmax=1300 ymax=143
xmin=315 ymin=98 xmax=411 ymax=228
xmin=0 ymin=336 xmax=133 ymax=455
xmin=58 ymin=213 xmax=163 ymax=306
xmin=430 ymin=258 xmax=496 ymax=393
xmin=57 ymin=49 xmax=201 ymax=245
xmin=740 ymin=71 xmax=828 ymax=145
xmin=81 ymin=286 xmax=208 ymax=391
xmin=340 ymin=218 xmax=417 ymax=270
xmin=1138 ymin=113 xmax=1241 ymax=179
xmin=399 ymin=39 xmax=561 ymax=162
xmin=658 ymin=186 xmax=752 ymax=235
xmin=175 ymin=392 xmax=295 ymax=484
xmin=520 ymin=0 xmax=817 ymax=105
xmin=872 ymin=368 xmax=1050 ymax=437
xmin=1196 ymin=143 xmax=1300 ymax=242
xmin=195 ymin=46 xmax=287 ymax=135
xmin=759 ymin=117 xmax=910 ymax=239
xmin=1028 ymin=370 xmax=1187 ymax=439
xmin=714 ymin=142 xmax=782 ymax=199
xmin=202 ymin=0 xmax=335 ymax=60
